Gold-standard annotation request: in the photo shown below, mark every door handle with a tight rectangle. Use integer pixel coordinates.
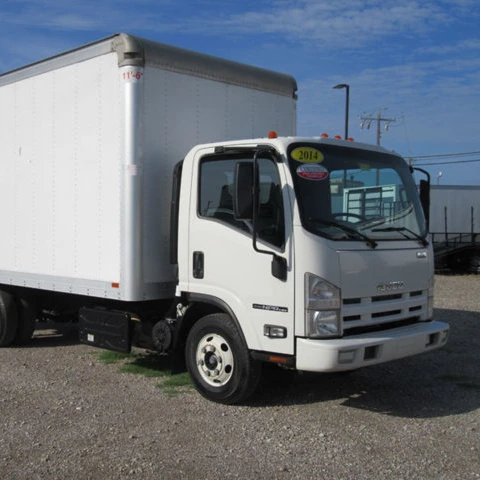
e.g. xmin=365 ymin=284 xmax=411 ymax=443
xmin=193 ymin=251 xmax=204 ymax=279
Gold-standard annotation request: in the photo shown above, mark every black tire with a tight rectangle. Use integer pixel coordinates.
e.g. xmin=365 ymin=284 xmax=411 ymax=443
xmin=0 ymin=291 xmax=19 ymax=347
xmin=186 ymin=313 xmax=262 ymax=404
xmin=13 ymin=298 xmax=36 ymax=345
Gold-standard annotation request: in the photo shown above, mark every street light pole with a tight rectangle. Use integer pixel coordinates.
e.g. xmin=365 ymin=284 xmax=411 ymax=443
xmin=333 ymin=83 xmax=349 ymax=139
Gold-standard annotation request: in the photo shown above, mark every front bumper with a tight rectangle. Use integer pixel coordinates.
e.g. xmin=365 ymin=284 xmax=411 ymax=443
xmin=296 ymin=320 xmax=449 ymax=372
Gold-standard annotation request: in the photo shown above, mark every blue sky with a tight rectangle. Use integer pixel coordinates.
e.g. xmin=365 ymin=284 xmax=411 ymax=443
xmin=1 ymin=0 xmax=479 ymax=185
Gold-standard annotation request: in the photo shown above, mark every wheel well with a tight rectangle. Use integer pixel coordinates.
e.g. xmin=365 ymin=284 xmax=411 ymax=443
xmin=171 ymin=300 xmax=229 ymax=373
xmin=174 ymin=302 xmax=223 ymax=347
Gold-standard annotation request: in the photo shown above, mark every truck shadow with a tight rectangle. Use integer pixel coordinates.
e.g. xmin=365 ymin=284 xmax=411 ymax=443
xmin=18 ymin=308 xmax=480 ymax=419
xmin=251 ymin=307 xmax=480 ymax=418
xmin=24 ymin=325 xmax=80 ymax=348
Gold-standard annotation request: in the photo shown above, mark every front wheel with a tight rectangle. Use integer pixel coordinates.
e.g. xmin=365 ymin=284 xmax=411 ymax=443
xmin=186 ymin=313 xmax=261 ymax=404
xmin=14 ymin=298 xmax=36 ymax=345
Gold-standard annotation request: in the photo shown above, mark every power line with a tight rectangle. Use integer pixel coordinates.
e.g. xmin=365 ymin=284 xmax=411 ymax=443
xmin=414 ymin=158 xmax=480 ymax=166
xmin=411 ymin=150 xmax=480 ymax=160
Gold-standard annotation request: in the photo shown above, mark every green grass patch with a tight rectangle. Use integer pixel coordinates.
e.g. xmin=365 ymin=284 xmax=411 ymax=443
xmin=98 ymin=350 xmax=135 ymax=364
xmin=119 ymin=354 xmax=169 ymax=378
xmin=157 ymin=372 xmax=193 ymax=396
xmin=95 ymin=349 xmax=193 ymax=394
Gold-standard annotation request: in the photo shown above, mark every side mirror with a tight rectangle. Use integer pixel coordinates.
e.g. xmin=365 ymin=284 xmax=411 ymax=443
xmin=419 ymin=179 xmax=430 ymax=230
xmin=234 ymin=162 xmax=254 ymax=220
xmin=272 ymin=255 xmax=287 ymax=281
xmin=234 ymin=157 xmax=288 ymax=282
xmin=413 ymin=167 xmax=431 ymax=232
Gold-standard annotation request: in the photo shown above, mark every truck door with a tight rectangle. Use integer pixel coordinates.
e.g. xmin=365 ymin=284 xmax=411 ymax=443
xmin=187 ymin=149 xmax=294 ymax=355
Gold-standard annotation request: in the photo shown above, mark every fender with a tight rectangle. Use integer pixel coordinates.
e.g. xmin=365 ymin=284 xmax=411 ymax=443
xmin=174 ymin=292 xmax=251 ymax=348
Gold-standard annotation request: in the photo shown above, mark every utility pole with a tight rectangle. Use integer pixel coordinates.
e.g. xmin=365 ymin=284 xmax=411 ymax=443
xmin=360 ymin=109 xmax=396 ymax=145
xmin=360 ymin=109 xmax=396 ymax=185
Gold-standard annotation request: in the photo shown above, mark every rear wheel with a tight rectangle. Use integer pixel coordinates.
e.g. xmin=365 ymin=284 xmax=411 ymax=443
xmin=0 ymin=291 xmax=18 ymax=347
xmin=186 ymin=313 xmax=261 ymax=404
xmin=14 ymin=298 xmax=36 ymax=345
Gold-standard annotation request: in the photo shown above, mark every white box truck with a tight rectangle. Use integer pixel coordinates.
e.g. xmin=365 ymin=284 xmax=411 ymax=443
xmin=0 ymin=34 xmax=449 ymax=404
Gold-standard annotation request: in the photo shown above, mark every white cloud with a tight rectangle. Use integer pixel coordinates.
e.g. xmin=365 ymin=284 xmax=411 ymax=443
xmin=0 ymin=0 xmax=478 ymax=183
xmin=0 ymin=1 xmax=462 ymax=47
xmin=416 ymin=38 xmax=480 ymax=56
xmin=199 ymin=0 xmax=453 ymax=49
xmin=296 ymin=53 xmax=480 ymax=157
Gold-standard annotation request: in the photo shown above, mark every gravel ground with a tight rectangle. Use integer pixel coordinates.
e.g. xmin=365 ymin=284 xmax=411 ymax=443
xmin=1 ymin=274 xmax=479 ymax=480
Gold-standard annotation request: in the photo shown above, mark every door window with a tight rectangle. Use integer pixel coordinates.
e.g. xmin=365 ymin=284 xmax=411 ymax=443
xmin=198 ymin=156 xmax=285 ymax=248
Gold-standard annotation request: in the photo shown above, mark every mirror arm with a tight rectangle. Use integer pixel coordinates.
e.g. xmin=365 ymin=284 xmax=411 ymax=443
xmin=251 ymin=150 xmax=288 ymax=281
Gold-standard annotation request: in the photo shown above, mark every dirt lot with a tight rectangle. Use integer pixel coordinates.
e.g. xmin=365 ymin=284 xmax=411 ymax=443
xmin=1 ymin=275 xmax=479 ymax=480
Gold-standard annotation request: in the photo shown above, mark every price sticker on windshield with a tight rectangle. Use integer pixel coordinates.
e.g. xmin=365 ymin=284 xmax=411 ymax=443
xmin=296 ymin=164 xmax=329 ymax=181
xmin=291 ymin=147 xmax=324 ymax=163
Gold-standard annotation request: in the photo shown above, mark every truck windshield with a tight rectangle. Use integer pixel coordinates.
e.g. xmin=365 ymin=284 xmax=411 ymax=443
xmin=287 ymin=142 xmax=427 ymax=243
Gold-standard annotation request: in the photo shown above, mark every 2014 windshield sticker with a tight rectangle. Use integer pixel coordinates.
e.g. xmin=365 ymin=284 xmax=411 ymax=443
xmin=291 ymin=147 xmax=324 ymax=163
xmin=296 ymin=164 xmax=329 ymax=181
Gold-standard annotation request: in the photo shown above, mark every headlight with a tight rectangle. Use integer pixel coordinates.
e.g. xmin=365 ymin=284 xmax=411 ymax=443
xmin=307 ymin=310 xmax=340 ymax=336
xmin=305 ymin=274 xmax=341 ymax=338
xmin=305 ymin=274 xmax=340 ymax=310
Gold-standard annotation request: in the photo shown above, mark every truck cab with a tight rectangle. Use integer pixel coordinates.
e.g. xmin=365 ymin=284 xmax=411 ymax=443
xmin=175 ymin=134 xmax=449 ymax=403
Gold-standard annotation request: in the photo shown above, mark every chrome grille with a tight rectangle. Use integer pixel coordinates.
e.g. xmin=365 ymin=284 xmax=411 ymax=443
xmin=342 ymin=289 xmax=428 ymax=334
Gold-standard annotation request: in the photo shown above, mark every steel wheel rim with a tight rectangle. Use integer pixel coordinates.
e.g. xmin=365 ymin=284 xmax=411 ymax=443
xmin=195 ymin=333 xmax=234 ymax=387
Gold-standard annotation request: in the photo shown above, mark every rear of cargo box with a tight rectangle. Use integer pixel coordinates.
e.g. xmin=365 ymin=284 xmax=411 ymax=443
xmin=0 ymin=42 xmax=126 ymax=300
xmin=0 ymin=33 xmax=297 ymax=303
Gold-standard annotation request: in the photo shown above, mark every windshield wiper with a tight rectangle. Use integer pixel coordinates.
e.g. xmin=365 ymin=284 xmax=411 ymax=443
xmin=372 ymin=227 xmax=429 ymax=247
xmin=308 ymin=218 xmax=378 ymax=249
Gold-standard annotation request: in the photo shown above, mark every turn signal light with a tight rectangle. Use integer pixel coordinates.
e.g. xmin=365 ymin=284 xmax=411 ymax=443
xmin=268 ymin=356 xmax=288 ymax=364
xmin=264 ymin=324 xmax=287 ymax=338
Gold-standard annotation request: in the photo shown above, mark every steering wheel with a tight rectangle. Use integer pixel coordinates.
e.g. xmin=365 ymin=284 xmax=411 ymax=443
xmin=205 ymin=208 xmax=253 ymax=233
xmin=332 ymin=212 xmax=368 ymax=222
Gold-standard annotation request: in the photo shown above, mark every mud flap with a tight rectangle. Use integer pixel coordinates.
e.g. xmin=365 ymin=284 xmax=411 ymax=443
xmin=79 ymin=307 xmax=131 ymax=353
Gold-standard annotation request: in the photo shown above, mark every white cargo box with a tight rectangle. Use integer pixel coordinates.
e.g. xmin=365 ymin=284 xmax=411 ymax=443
xmin=0 ymin=33 xmax=297 ymax=301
